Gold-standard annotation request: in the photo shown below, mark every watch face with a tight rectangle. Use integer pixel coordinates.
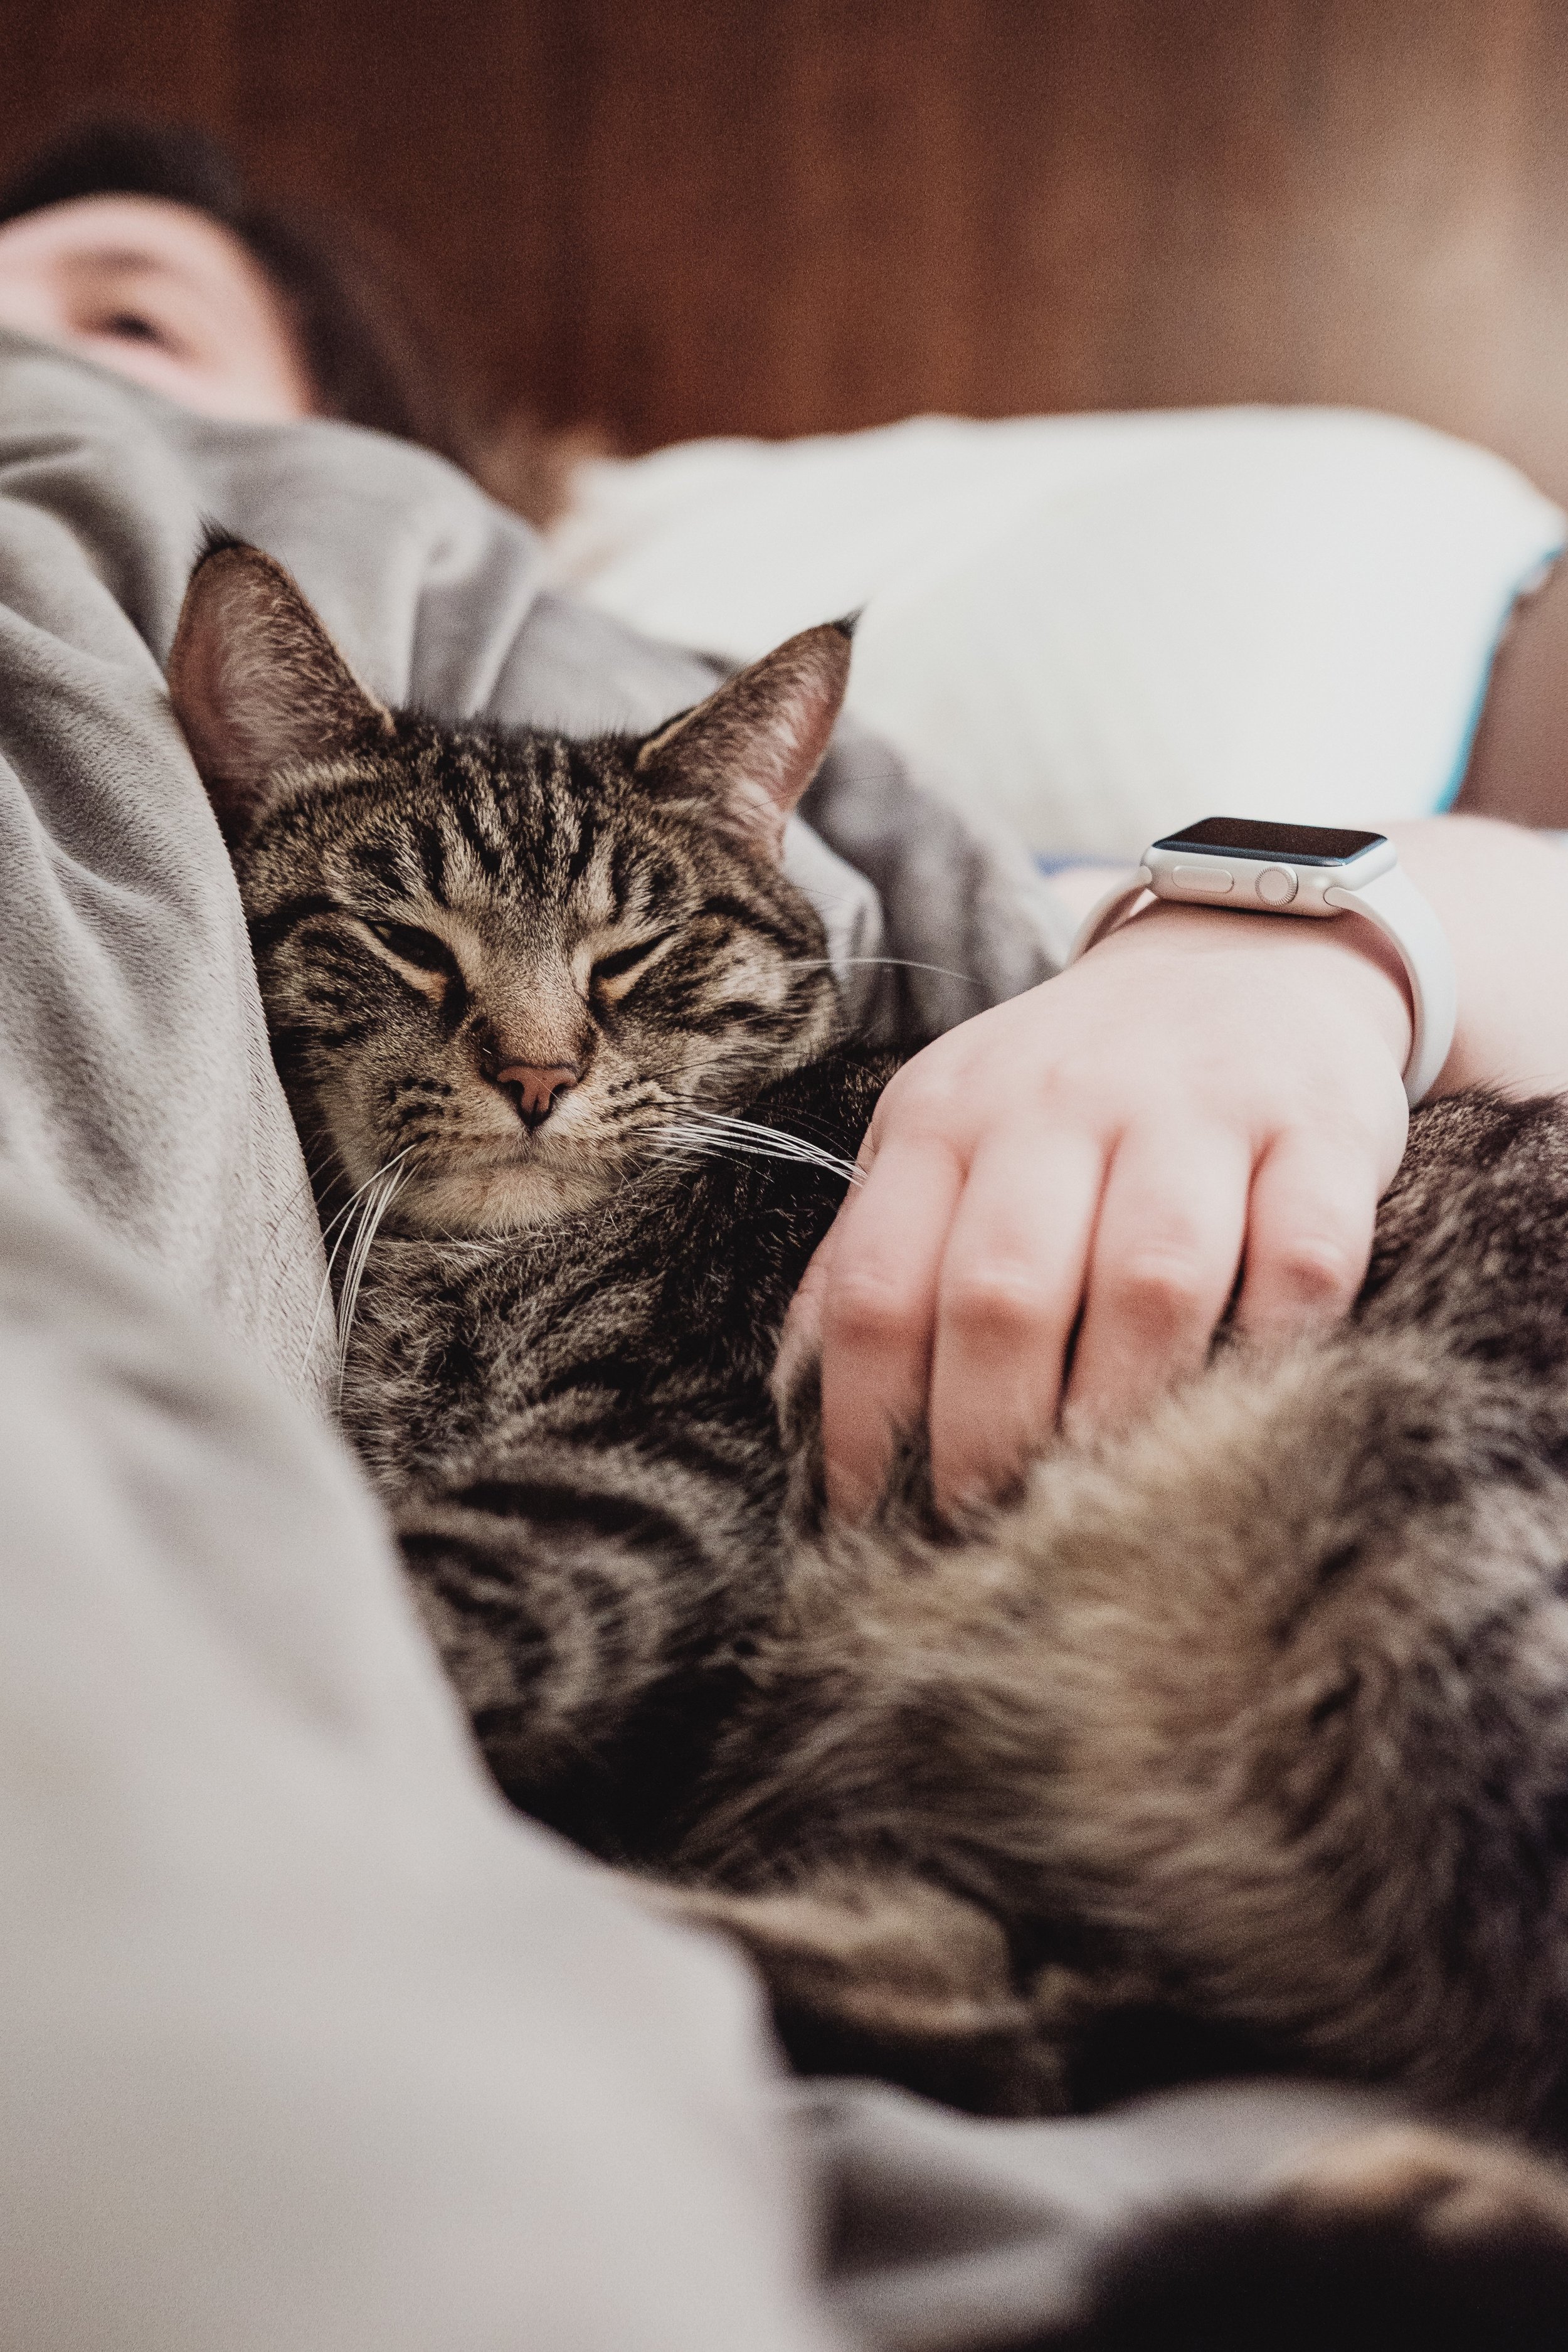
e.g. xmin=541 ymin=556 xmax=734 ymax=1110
xmin=1153 ymin=817 xmax=1386 ymax=867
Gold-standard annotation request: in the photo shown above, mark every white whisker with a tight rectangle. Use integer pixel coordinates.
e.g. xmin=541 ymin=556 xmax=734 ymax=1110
xmin=302 ymin=1150 xmax=412 ymax=1396
xmin=300 ymin=1158 xmax=406 ymax=1382
xmin=783 ymin=955 xmax=982 ymax=988
xmin=334 ymin=1159 xmax=410 ymax=1406
xmin=659 ymin=1109 xmax=864 ymax=1188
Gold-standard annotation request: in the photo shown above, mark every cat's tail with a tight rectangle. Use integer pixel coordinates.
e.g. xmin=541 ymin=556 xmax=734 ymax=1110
xmin=687 ymin=1329 xmax=1568 ymax=2125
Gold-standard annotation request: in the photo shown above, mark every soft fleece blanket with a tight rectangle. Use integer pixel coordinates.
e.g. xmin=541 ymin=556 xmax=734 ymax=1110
xmin=0 ymin=329 xmax=1418 ymax=2351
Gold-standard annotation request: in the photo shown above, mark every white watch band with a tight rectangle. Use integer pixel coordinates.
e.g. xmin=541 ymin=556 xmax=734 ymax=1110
xmin=1067 ymin=869 xmax=1155 ymax=962
xmin=1066 ymin=857 xmax=1456 ymax=1108
xmin=1323 ymin=863 xmax=1456 ymax=1108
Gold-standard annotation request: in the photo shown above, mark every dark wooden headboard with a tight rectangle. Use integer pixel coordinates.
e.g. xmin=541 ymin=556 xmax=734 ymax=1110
xmin=8 ymin=1 xmax=1568 ymax=497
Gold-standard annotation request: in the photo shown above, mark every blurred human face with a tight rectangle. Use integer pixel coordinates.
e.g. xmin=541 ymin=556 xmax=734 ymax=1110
xmin=0 ymin=193 xmax=314 ymax=422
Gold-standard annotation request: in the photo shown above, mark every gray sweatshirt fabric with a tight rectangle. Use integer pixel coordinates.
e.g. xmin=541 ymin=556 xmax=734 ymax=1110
xmin=0 ymin=329 xmax=1414 ymax=2351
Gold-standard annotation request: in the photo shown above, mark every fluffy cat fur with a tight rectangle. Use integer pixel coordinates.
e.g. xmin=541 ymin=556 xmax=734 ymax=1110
xmin=172 ymin=537 xmax=1568 ymax=2334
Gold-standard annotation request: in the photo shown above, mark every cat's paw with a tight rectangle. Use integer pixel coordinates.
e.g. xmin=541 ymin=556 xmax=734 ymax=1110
xmin=1273 ymin=2119 xmax=1568 ymax=2244
xmin=1058 ymin=2122 xmax=1568 ymax=2351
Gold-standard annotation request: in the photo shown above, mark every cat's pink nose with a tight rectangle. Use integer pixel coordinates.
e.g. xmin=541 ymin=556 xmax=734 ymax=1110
xmin=494 ymin=1062 xmax=578 ymax=1131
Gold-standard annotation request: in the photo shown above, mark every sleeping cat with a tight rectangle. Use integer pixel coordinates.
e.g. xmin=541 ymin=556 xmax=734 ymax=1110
xmin=171 ymin=540 xmax=1568 ymax=2202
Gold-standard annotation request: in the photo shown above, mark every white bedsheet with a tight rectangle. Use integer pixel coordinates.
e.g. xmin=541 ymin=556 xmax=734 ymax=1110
xmin=549 ymin=407 xmax=1567 ymax=857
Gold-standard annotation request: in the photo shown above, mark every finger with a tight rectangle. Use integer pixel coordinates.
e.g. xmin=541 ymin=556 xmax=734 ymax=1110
xmin=775 ymin=1109 xmax=879 ymax=1393
xmin=1065 ymin=1126 xmax=1252 ymax=1433
xmin=775 ymin=1216 xmax=839 ymax=1392
xmin=817 ymin=1132 xmax=965 ymax=1520
xmin=1234 ymin=1132 xmax=1379 ymax=1344
xmin=928 ymin=1127 xmax=1106 ymax=1515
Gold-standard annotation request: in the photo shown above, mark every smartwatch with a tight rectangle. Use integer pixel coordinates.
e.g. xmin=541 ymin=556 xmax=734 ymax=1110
xmin=1066 ymin=817 xmax=1457 ymax=1106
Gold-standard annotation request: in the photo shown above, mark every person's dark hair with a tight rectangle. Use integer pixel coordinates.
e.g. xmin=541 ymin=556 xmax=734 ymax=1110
xmin=0 ymin=119 xmax=474 ymax=466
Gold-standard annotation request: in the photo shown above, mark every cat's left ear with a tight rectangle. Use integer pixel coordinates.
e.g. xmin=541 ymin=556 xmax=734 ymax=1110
xmin=167 ymin=534 xmax=394 ymax=844
xmin=634 ymin=619 xmax=853 ymax=860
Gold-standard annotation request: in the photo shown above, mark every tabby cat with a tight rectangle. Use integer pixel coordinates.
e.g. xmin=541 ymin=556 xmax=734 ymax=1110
xmin=171 ymin=540 xmax=1568 ymax=2299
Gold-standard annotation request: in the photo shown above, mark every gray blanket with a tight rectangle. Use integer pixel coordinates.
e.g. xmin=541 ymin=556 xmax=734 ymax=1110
xmin=0 ymin=329 xmax=1411 ymax=2350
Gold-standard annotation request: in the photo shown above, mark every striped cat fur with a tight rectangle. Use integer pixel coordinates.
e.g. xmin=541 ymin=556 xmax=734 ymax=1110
xmin=170 ymin=539 xmax=1568 ymax=2339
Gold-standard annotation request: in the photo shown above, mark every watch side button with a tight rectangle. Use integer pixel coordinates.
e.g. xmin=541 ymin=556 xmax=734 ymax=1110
xmin=1171 ymin=864 xmax=1234 ymax=895
xmin=1255 ymin=864 xmax=1298 ymax=907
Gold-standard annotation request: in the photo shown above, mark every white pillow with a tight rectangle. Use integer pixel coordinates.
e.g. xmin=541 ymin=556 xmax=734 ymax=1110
xmin=546 ymin=408 xmax=1565 ymax=859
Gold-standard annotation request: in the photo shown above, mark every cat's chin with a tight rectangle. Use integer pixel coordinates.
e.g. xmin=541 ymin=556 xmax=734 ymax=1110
xmin=392 ymin=1157 xmax=622 ymax=1236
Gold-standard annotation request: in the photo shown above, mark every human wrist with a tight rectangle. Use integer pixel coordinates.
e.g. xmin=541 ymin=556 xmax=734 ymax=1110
xmin=1086 ymin=898 xmax=1414 ymax=1073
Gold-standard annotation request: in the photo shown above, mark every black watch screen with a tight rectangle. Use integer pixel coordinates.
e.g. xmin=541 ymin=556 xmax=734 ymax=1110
xmin=1152 ymin=817 xmax=1386 ymax=868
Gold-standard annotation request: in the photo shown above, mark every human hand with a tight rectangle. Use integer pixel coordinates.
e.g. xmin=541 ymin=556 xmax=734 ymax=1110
xmin=780 ymin=901 xmax=1414 ymax=1520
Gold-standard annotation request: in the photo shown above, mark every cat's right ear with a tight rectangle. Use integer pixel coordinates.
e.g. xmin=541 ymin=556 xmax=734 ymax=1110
xmin=634 ymin=619 xmax=854 ymax=860
xmin=167 ymin=537 xmax=393 ymax=844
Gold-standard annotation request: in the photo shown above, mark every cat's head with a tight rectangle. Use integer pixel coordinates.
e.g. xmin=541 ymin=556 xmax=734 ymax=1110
xmin=169 ymin=538 xmax=849 ymax=1235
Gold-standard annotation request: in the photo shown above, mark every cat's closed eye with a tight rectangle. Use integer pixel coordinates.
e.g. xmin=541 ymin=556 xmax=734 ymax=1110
xmin=590 ymin=931 xmax=676 ymax=999
xmin=365 ymin=919 xmax=464 ymax=981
